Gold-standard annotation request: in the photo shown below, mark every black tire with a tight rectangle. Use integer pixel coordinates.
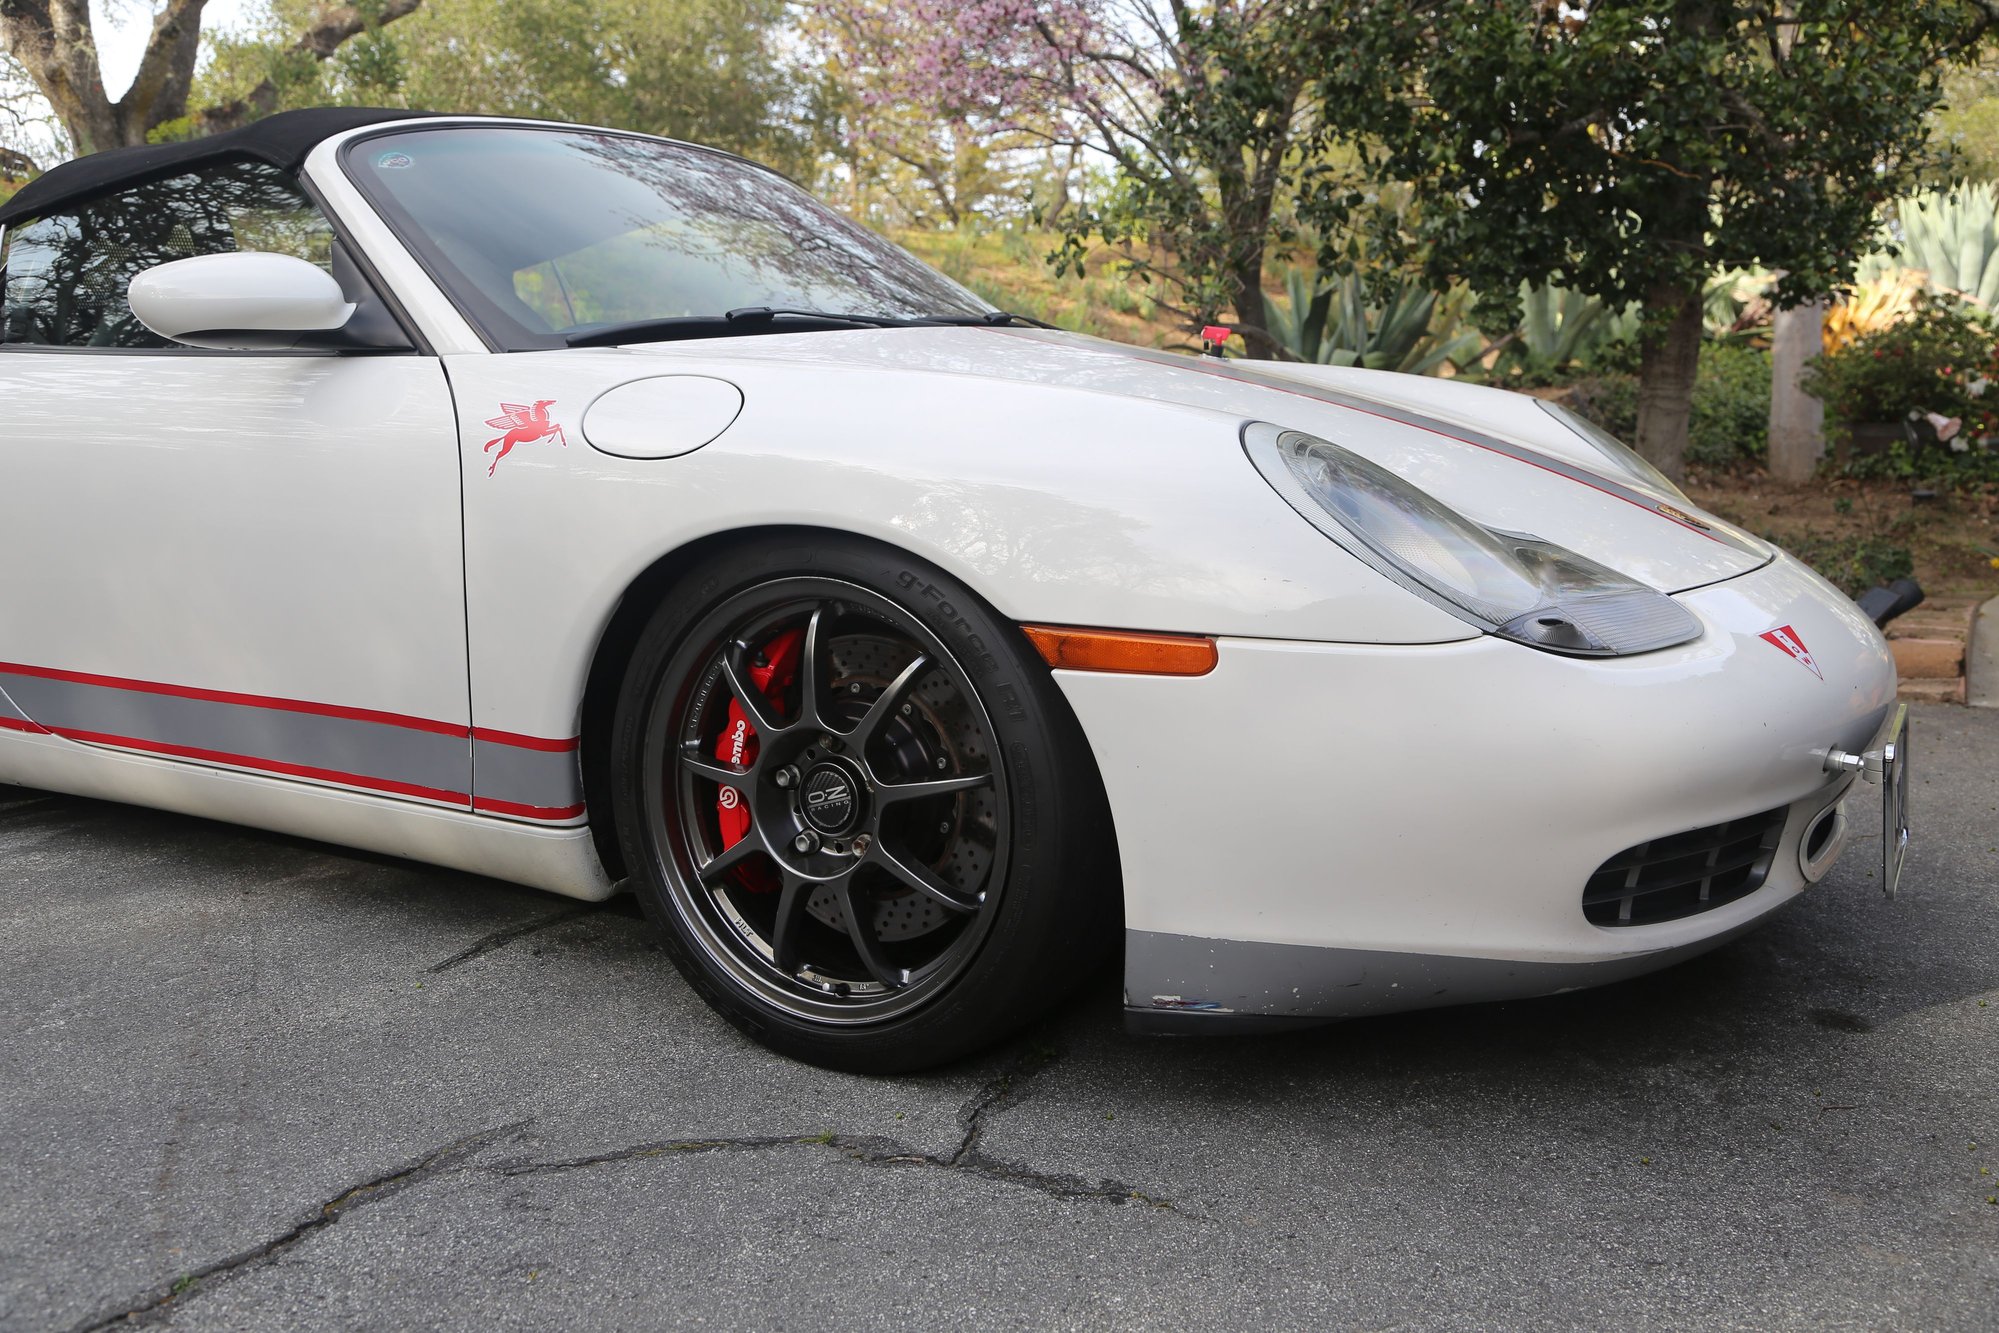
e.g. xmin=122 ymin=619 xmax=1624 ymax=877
xmin=609 ymin=533 xmax=1117 ymax=1073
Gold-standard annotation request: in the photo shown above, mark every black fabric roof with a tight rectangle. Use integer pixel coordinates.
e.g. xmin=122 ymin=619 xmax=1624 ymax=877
xmin=0 ymin=107 xmax=439 ymax=227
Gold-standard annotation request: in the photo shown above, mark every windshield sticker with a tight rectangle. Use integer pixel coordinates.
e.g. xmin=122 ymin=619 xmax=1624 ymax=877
xmin=377 ymin=151 xmax=414 ymax=169
xmin=483 ymin=400 xmax=567 ymax=475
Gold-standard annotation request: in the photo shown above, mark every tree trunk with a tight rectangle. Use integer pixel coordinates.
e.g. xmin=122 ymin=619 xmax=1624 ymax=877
xmin=1767 ymin=298 xmax=1826 ymax=483
xmin=1231 ymin=248 xmax=1271 ymax=356
xmin=1634 ymin=281 xmax=1705 ymax=483
xmin=4 ymin=0 xmax=422 ymax=153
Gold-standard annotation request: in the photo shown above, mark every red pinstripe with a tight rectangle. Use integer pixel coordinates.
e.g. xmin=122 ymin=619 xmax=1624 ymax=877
xmin=0 ymin=660 xmax=579 ymax=750
xmin=0 ymin=663 xmax=584 ymax=822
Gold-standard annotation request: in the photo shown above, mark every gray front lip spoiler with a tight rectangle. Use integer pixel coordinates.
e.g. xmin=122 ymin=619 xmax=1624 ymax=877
xmin=1124 ymin=914 xmax=1787 ymax=1035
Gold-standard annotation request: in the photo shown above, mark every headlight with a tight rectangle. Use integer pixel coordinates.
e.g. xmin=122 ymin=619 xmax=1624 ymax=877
xmin=1244 ymin=423 xmax=1702 ymax=657
xmin=1535 ymin=400 xmax=1687 ymax=501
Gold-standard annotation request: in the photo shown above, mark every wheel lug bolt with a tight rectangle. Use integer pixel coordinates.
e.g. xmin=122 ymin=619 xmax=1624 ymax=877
xmin=794 ymin=830 xmax=820 ymax=854
xmin=774 ymin=766 xmax=799 ymax=789
xmin=852 ymin=833 xmax=871 ymax=856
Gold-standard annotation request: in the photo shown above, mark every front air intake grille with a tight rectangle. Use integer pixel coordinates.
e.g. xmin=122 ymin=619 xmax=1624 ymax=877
xmin=1583 ymin=806 xmax=1789 ymax=927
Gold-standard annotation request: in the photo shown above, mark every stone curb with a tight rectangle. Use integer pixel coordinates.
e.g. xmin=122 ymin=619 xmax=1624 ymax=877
xmin=1970 ymin=595 xmax=1999 ymax=709
xmin=1884 ymin=594 xmax=1980 ymax=704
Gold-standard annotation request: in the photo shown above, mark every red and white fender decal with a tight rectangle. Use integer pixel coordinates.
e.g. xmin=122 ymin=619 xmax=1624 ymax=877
xmin=0 ymin=661 xmax=585 ymax=821
xmin=1758 ymin=625 xmax=1823 ymax=679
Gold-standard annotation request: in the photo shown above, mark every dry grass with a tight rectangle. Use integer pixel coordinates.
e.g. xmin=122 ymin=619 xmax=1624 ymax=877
xmin=1688 ymin=475 xmax=1999 ymax=599
xmin=888 ymin=227 xmax=1190 ymax=349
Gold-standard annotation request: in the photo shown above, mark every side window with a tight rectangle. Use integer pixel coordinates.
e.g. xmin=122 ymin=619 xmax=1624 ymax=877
xmin=0 ymin=159 xmax=335 ymax=349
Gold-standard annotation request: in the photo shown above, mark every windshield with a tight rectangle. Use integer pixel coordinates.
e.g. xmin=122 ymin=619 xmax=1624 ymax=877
xmin=342 ymin=125 xmax=992 ymax=349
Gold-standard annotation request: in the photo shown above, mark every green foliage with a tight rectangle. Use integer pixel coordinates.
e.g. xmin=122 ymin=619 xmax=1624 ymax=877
xmin=1336 ymin=2 xmax=1985 ymax=321
xmin=1801 ymin=292 xmax=1992 ymax=424
xmin=1684 ymin=342 xmax=1774 ymax=467
xmin=1570 ymin=343 xmax=1773 ymax=470
xmin=1317 ymin=1 xmax=1996 ymax=476
xmin=1931 ymin=62 xmax=1999 ymax=183
xmin=1047 ymin=6 xmax=1342 ymax=337
xmin=1896 ymin=182 xmax=1999 ymax=306
xmin=1263 ymin=269 xmax=1480 ymax=374
xmin=1777 ymin=532 xmax=1917 ymax=598
xmin=1483 ymin=284 xmax=1640 ymax=385
xmin=198 ymin=0 xmax=810 ymax=174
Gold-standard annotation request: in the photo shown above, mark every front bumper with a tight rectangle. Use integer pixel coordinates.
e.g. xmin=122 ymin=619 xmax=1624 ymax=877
xmin=1047 ymin=553 xmax=1898 ymax=1029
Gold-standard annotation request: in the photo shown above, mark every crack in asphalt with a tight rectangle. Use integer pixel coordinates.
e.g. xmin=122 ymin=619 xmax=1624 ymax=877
xmin=73 ymin=1122 xmax=535 ymax=1332
xmin=426 ymin=904 xmax=605 ymax=974
xmin=500 ymin=1046 xmax=1205 ymax=1217
xmin=71 ymin=1049 xmax=1196 ymax=1327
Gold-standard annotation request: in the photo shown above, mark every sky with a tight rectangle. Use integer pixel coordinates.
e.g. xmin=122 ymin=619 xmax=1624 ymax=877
xmin=3 ymin=0 xmax=257 ymax=164
xmin=92 ymin=0 xmax=256 ymax=98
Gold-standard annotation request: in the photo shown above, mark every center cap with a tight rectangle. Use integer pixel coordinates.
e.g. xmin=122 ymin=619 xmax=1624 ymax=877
xmin=800 ymin=761 xmax=861 ymax=835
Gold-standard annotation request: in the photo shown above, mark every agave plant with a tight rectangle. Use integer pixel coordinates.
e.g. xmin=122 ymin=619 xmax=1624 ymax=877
xmin=1896 ymin=182 xmax=1999 ymax=307
xmin=1822 ymin=269 xmax=1926 ymax=355
xmin=1264 ymin=269 xmax=1481 ymax=375
xmin=1483 ymin=283 xmax=1638 ymax=381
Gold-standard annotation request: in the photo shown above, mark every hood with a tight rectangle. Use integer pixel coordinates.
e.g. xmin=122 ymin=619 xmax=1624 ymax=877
xmin=616 ymin=326 xmax=1771 ymax=596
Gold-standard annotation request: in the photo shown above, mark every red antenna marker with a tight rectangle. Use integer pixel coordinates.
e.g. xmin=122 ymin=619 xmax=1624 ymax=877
xmin=1201 ymin=324 xmax=1233 ymax=358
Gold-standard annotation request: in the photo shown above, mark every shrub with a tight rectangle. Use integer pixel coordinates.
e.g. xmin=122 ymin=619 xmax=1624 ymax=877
xmin=1686 ymin=343 xmax=1771 ymax=467
xmin=1775 ymin=532 xmax=1916 ymax=598
xmin=1800 ymin=292 xmax=1989 ymax=426
xmin=1803 ymin=293 xmax=1999 ymax=482
xmin=1566 ymin=343 xmax=1771 ymax=469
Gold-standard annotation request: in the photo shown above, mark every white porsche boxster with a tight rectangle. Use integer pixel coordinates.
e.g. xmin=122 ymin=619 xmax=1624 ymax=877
xmin=0 ymin=110 xmax=1908 ymax=1071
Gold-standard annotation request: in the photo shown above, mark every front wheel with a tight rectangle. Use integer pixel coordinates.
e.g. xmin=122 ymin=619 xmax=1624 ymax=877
xmin=609 ymin=535 xmax=1116 ymax=1072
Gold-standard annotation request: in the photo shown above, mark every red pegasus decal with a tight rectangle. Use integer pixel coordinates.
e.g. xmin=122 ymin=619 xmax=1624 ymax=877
xmin=483 ymin=400 xmax=567 ymax=475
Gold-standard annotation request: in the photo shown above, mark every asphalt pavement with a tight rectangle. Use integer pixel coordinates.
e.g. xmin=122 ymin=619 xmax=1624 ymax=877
xmin=1 ymin=702 xmax=1994 ymax=1331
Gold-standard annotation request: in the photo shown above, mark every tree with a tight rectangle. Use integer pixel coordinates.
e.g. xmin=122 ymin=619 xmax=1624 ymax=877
xmin=200 ymin=0 xmax=808 ymax=175
xmin=806 ymin=4 xmax=1053 ymax=229
xmin=815 ymin=1 xmax=1346 ymax=346
xmin=1337 ymin=1 xmax=1999 ymax=481
xmin=0 ymin=0 xmax=424 ymax=155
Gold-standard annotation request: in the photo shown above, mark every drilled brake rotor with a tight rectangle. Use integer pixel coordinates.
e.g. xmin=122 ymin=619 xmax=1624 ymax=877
xmin=803 ymin=634 xmax=996 ymax=941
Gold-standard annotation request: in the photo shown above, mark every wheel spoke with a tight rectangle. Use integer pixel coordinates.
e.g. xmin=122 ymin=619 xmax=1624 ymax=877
xmin=869 ymin=841 xmax=981 ymax=914
xmin=720 ymin=641 xmax=784 ymax=735
xmin=844 ymin=651 xmax=931 ymax=749
xmin=769 ymin=871 xmax=813 ymax=974
xmin=839 ymin=879 xmax=903 ymax=988
xmin=794 ymin=606 xmax=827 ymax=731
xmin=696 ymin=830 xmax=767 ymax=884
xmin=874 ymin=770 xmax=992 ymax=805
xmin=680 ymin=746 xmax=753 ymax=788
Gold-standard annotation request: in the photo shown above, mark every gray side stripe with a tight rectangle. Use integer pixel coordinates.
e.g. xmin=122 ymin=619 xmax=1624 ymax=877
xmin=0 ymin=685 xmax=33 ymax=726
xmin=1 ymin=670 xmax=471 ymax=801
xmin=473 ymin=737 xmax=583 ymax=815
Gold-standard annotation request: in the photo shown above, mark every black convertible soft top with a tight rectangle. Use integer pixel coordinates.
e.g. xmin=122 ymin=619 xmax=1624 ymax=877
xmin=0 ymin=107 xmax=437 ymax=227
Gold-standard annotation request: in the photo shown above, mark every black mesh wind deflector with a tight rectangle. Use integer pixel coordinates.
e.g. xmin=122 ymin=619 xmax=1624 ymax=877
xmin=0 ymin=108 xmax=438 ymax=227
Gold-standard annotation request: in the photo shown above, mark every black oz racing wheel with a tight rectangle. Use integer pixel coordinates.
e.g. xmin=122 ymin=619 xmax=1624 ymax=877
xmin=609 ymin=535 xmax=1116 ymax=1073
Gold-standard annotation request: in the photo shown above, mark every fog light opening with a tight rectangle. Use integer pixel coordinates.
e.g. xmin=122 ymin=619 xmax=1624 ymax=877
xmin=1799 ymin=803 xmax=1848 ymax=883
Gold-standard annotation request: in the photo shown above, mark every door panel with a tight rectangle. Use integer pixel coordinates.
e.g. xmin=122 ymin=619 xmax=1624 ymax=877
xmin=0 ymin=352 xmax=473 ymax=807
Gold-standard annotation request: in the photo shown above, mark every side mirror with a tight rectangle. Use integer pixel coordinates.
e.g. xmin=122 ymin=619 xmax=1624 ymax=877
xmin=128 ymin=252 xmax=357 ymax=351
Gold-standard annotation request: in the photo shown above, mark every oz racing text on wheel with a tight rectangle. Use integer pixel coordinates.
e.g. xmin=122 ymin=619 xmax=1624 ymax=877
xmin=609 ymin=537 xmax=1116 ymax=1073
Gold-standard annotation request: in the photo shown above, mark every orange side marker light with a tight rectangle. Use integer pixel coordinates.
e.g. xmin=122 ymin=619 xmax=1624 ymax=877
xmin=1019 ymin=625 xmax=1219 ymax=676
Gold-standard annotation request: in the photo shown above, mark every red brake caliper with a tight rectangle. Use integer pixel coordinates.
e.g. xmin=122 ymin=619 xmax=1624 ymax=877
xmin=713 ymin=627 xmax=802 ymax=890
